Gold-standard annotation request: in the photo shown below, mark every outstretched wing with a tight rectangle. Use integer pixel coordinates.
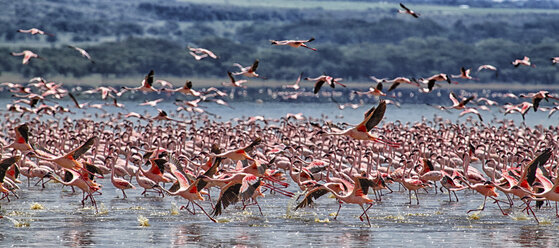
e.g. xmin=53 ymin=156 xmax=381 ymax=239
xmin=16 ymin=124 xmax=30 ymax=143
xmin=240 ymin=174 xmax=261 ymax=200
xmin=525 ymin=148 xmax=552 ymax=186
xmin=71 ymin=137 xmax=97 ymax=160
xmin=0 ymin=156 xmax=21 ymax=183
xmin=250 ymin=60 xmax=259 ymax=72
xmin=460 ymin=96 xmax=475 ymax=106
xmin=449 ymin=92 xmax=460 ymax=105
xmin=212 ymin=183 xmax=242 ymax=216
xmin=144 ymin=70 xmax=154 ymax=87
xmin=295 ymin=185 xmax=329 ymax=210
xmin=68 ymin=92 xmax=81 ymax=109
xmin=314 ymin=80 xmax=326 ymax=94
xmin=388 ymin=82 xmax=400 ymax=92
xmin=400 ymin=3 xmax=410 ymax=11
xmin=244 ymin=137 xmax=262 ymax=153
xmin=365 ymin=100 xmax=386 ymax=132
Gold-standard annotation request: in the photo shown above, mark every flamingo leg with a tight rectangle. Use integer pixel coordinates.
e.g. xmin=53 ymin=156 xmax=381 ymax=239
xmin=467 ymin=196 xmax=487 ymax=213
xmin=334 ymin=202 xmax=342 ymax=220
xmin=414 ymin=190 xmax=420 ymax=205
xmin=359 ymin=204 xmax=372 ymax=227
xmin=192 ymin=201 xmax=217 ymax=223
xmin=453 ymin=191 xmax=459 ymax=202
xmin=122 ymin=189 xmax=127 ymax=199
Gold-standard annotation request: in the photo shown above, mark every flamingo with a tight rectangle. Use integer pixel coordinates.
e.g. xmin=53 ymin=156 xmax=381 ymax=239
xmin=459 ymin=108 xmax=483 ymax=122
xmin=445 ymin=92 xmax=474 ymax=110
xmin=122 ymin=70 xmax=159 ymax=93
xmin=214 ymin=138 xmax=262 ymax=162
xmin=110 ymin=155 xmax=135 ymax=199
xmin=188 ymin=46 xmax=218 ymax=60
xmin=282 ymin=72 xmax=303 ymax=90
xmin=159 ymin=159 xmax=217 ymax=222
xmin=325 ymin=100 xmax=399 ymax=147
xmin=10 ymin=50 xmax=43 ymax=64
xmin=163 ymin=80 xmax=201 ymax=96
xmin=270 ymin=37 xmax=317 ymax=51
xmin=17 ymin=28 xmax=53 ymax=36
xmin=222 ymin=71 xmax=248 ymax=88
xmin=385 ymin=77 xmax=419 ymax=91
xmin=398 ymin=3 xmax=420 ymax=18
xmin=477 ymin=64 xmax=498 ymax=77
xmin=305 ymin=74 xmax=345 ymax=94
xmin=512 ymin=56 xmax=535 ymax=68
xmin=33 ymin=137 xmax=97 ymax=172
xmin=232 ymin=60 xmax=264 ymax=78
xmin=451 ymin=67 xmax=476 ymax=80
xmin=67 ymin=45 xmax=94 ymax=63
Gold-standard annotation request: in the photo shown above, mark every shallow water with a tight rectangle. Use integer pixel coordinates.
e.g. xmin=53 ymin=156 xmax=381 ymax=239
xmin=1 ymin=97 xmax=559 ymax=247
xmin=1 ymin=178 xmax=559 ymax=247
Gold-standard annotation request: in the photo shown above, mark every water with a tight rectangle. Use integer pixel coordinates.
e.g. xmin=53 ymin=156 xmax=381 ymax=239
xmin=1 ymin=180 xmax=558 ymax=247
xmin=1 ymin=97 xmax=559 ymax=247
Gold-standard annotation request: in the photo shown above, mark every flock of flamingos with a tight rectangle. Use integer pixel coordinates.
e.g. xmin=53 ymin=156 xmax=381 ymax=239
xmin=2 ymin=3 xmax=559 ymax=227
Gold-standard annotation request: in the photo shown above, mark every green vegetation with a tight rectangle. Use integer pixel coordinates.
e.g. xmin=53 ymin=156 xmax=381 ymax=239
xmin=2 ymin=0 xmax=559 ymax=85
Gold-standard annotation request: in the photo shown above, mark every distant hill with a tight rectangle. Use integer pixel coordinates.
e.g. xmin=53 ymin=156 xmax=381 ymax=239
xmin=1 ymin=0 xmax=559 ymax=85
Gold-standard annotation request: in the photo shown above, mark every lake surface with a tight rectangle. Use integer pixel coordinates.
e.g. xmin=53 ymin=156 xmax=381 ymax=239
xmin=1 ymin=94 xmax=559 ymax=247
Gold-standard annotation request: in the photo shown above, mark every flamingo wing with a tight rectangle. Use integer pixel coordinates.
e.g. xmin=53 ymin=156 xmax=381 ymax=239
xmin=250 ymin=59 xmax=259 ymax=72
xmin=524 ymin=148 xmax=552 ymax=186
xmin=313 ymin=80 xmax=326 ymax=94
xmin=15 ymin=124 xmax=30 ymax=143
xmin=212 ymin=182 xmax=242 ymax=216
xmin=240 ymin=174 xmax=261 ymax=200
xmin=400 ymin=3 xmax=410 ymax=11
xmin=365 ymin=100 xmax=386 ymax=132
xmin=144 ymin=70 xmax=154 ymax=87
xmin=449 ymin=92 xmax=460 ymax=105
xmin=295 ymin=185 xmax=329 ymax=210
xmin=0 ymin=156 xmax=21 ymax=183
xmin=70 ymin=137 xmax=97 ymax=160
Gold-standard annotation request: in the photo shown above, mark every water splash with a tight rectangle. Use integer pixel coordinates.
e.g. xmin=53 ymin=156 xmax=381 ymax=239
xmin=30 ymin=202 xmax=44 ymax=210
xmin=170 ymin=203 xmax=179 ymax=215
xmin=96 ymin=203 xmax=109 ymax=215
xmin=137 ymin=215 xmax=150 ymax=227
xmin=509 ymin=212 xmax=528 ymax=221
xmin=2 ymin=216 xmax=30 ymax=228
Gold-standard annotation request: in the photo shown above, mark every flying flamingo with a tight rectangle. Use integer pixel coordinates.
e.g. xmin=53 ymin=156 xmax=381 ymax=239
xmin=512 ymin=56 xmax=535 ymax=68
xmin=398 ymin=3 xmax=420 ymax=18
xmin=67 ymin=45 xmax=94 ymax=63
xmin=45 ymin=169 xmax=101 ymax=212
xmin=232 ymin=60 xmax=264 ymax=78
xmin=222 ymin=71 xmax=248 ymax=88
xmin=459 ymin=108 xmax=483 ymax=122
xmin=305 ymin=74 xmax=345 ymax=94
xmin=444 ymin=92 xmax=475 ymax=110
xmin=477 ymin=64 xmax=498 ymax=77
xmin=163 ymin=80 xmax=201 ymax=96
xmin=282 ymin=72 xmax=303 ymax=90
xmin=188 ymin=46 xmax=218 ymax=60
xmin=122 ymin=70 xmax=159 ymax=93
xmin=10 ymin=50 xmax=44 ymax=64
xmin=270 ymin=37 xmax=317 ymax=51
xmin=17 ymin=28 xmax=54 ymax=36
xmin=325 ymin=100 xmax=399 ymax=147
xmin=33 ymin=137 xmax=97 ymax=172
xmin=385 ymin=77 xmax=419 ymax=91
xmin=451 ymin=67 xmax=476 ymax=80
